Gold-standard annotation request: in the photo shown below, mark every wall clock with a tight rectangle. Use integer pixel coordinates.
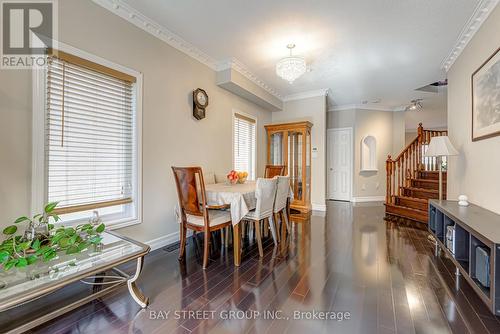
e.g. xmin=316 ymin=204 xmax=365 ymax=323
xmin=193 ymin=88 xmax=208 ymax=120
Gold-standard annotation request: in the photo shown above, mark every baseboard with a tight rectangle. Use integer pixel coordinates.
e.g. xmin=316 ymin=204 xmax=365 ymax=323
xmin=146 ymin=231 xmax=180 ymax=251
xmin=312 ymin=203 xmax=327 ymax=211
xmin=351 ymin=196 xmax=385 ymax=203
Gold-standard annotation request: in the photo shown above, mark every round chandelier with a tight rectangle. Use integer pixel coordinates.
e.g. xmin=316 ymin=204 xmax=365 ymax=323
xmin=276 ymin=44 xmax=306 ymax=84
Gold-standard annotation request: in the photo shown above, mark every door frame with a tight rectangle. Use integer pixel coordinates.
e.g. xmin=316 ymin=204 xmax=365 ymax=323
xmin=327 ymin=127 xmax=353 ymax=201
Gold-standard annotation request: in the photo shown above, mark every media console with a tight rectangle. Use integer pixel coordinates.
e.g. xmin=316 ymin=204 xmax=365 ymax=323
xmin=428 ymin=200 xmax=500 ymax=315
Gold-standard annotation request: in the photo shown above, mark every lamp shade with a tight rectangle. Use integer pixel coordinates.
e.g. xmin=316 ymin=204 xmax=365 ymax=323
xmin=424 ymin=136 xmax=459 ymax=157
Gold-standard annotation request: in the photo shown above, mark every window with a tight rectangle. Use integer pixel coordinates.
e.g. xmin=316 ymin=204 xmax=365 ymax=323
xmin=33 ymin=46 xmax=142 ymax=228
xmin=233 ymin=112 xmax=256 ymax=180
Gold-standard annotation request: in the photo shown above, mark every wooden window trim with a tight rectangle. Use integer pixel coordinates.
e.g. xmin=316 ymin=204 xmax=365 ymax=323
xmin=53 ymin=198 xmax=133 ymax=215
xmin=47 ymin=48 xmax=136 ymax=83
xmin=234 ymin=112 xmax=256 ymax=124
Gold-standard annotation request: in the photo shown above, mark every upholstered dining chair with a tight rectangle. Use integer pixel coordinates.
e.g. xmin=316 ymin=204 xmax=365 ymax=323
xmin=242 ymin=177 xmax=278 ymax=257
xmin=264 ymin=165 xmax=285 ymax=178
xmin=273 ymin=176 xmax=291 ymax=239
xmin=172 ymin=167 xmax=232 ymax=269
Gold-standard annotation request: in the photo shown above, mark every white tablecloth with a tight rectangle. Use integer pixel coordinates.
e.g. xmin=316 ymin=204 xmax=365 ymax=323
xmin=175 ymin=181 xmax=292 ymax=226
xmin=205 ymin=181 xmax=257 ymax=225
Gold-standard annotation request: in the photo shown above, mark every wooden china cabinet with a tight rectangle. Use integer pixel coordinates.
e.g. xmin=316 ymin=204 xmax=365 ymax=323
xmin=264 ymin=121 xmax=313 ymax=213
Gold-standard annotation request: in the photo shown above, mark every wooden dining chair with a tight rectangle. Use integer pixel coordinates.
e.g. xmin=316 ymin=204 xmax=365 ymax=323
xmin=242 ymin=177 xmax=278 ymax=257
xmin=273 ymin=176 xmax=291 ymax=240
xmin=264 ymin=165 xmax=285 ymax=178
xmin=172 ymin=167 xmax=232 ymax=269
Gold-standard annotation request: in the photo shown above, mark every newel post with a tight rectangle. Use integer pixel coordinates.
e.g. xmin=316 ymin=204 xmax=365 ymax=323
xmin=386 ymin=155 xmax=392 ymax=204
xmin=417 ymin=123 xmax=424 ymax=144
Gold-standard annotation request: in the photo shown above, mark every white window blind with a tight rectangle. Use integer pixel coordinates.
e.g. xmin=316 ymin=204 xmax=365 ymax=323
xmin=46 ymin=52 xmax=135 ymax=214
xmin=233 ymin=113 xmax=256 ymax=180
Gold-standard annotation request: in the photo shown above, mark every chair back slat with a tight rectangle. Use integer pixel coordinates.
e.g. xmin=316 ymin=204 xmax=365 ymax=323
xmin=273 ymin=176 xmax=290 ymax=213
xmin=254 ymin=177 xmax=278 ymax=218
xmin=172 ymin=167 xmax=207 ymax=217
xmin=265 ymin=165 xmax=285 ymax=178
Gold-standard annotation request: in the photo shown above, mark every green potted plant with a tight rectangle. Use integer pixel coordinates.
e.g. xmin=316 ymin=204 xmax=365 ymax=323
xmin=0 ymin=202 xmax=105 ymax=271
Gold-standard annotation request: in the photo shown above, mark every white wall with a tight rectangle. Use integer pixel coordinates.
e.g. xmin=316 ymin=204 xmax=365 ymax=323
xmin=353 ymin=110 xmax=395 ymax=198
xmin=0 ymin=0 xmax=272 ymax=243
xmin=447 ymin=5 xmax=500 ymax=214
xmin=392 ymin=112 xmax=406 ymax=155
xmin=327 ymin=108 xmax=404 ymax=199
xmin=272 ymin=95 xmax=327 ymax=210
xmin=404 ymin=95 xmax=448 ymax=131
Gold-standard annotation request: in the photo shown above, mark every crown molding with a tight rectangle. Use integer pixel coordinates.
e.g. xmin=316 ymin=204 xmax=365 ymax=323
xmin=329 ymin=103 xmax=396 ymax=112
xmin=92 ymin=0 xmax=284 ymax=101
xmin=283 ymin=88 xmax=330 ymax=102
xmin=92 ymin=0 xmax=217 ymax=69
xmin=216 ymin=58 xmax=282 ymax=99
xmin=441 ymin=0 xmax=499 ymax=72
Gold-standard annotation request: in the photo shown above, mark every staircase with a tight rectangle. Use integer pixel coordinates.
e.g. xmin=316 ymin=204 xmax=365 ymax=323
xmin=385 ymin=123 xmax=447 ymax=225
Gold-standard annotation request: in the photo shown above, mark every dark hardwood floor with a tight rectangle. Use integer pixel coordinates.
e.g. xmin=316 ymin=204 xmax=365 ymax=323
xmin=24 ymin=201 xmax=500 ymax=333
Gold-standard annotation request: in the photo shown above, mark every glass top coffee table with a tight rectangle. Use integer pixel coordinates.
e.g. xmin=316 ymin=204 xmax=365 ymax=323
xmin=0 ymin=231 xmax=150 ymax=333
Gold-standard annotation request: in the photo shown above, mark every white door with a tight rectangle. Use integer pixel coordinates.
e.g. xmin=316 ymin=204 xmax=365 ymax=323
xmin=328 ymin=128 xmax=353 ymax=201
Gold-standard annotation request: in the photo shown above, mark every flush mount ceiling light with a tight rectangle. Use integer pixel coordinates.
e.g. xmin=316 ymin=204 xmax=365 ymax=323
xmin=276 ymin=44 xmax=307 ymax=84
xmin=405 ymin=99 xmax=423 ymax=111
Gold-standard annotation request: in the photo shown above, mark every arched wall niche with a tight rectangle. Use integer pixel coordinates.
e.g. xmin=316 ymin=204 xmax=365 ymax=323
xmin=361 ymin=135 xmax=377 ymax=172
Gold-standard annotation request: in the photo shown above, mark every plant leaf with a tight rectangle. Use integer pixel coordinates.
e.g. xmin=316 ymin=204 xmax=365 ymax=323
xmin=69 ymin=234 xmax=79 ymax=245
xmin=51 ymin=232 xmax=65 ymax=244
xmin=26 ymin=255 xmax=37 ymax=265
xmin=77 ymin=241 xmax=89 ymax=252
xmin=32 ymin=239 xmax=41 ymax=250
xmin=15 ymin=257 xmax=28 ymax=268
xmin=36 ymin=245 xmax=50 ymax=256
xmin=89 ymin=236 xmax=103 ymax=245
xmin=66 ymin=246 xmax=79 ymax=255
xmin=47 ymin=224 xmax=55 ymax=231
xmin=44 ymin=202 xmax=59 ymax=213
xmin=3 ymin=226 xmax=17 ymax=235
xmin=17 ymin=241 xmax=31 ymax=251
xmin=0 ymin=251 xmax=10 ymax=264
xmin=59 ymin=237 xmax=70 ymax=248
xmin=65 ymin=227 xmax=76 ymax=236
xmin=4 ymin=259 xmax=17 ymax=270
xmin=14 ymin=216 xmax=30 ymax=224
xmin=95 ymin=223 xmax=105 ymax=234
xmin=43 ymin=249 xmax=57 ymax=261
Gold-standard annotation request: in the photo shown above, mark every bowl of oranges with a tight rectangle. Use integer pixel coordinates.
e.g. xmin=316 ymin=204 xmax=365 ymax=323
xmin=237 ymin=171 xmax=248 ymax=184
xmin=226 ymin=170 xmax=248 ymax=185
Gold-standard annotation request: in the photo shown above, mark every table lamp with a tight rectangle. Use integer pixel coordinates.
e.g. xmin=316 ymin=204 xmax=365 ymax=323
xmin=424 ymin=136 xmax=458 ymax=202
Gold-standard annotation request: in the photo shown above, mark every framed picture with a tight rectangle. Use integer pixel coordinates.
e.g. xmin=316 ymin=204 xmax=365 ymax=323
xmin=472 ymin=47 xmax=500 ymax=141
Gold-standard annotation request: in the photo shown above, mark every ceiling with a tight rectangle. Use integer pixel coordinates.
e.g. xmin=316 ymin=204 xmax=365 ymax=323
xmin=120 ymin=0 xmax=481 ymax=111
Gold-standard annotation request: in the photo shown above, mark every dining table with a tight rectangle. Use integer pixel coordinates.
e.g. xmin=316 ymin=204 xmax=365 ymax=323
xmin=204 ymin=181 xmax=257 ymax=266
xmin=203 ymin=180 xmax=292 ymax=266
xmin=205 ymin=181 xmax=257 ymax=225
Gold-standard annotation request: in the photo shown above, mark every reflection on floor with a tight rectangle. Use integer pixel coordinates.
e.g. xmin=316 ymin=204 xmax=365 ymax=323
xmin=31 ymin=201 xmax=500 ymax=333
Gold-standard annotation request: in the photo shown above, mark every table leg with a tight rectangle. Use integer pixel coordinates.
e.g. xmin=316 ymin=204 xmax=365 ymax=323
xmin=127 ymin=256 xmax=149 ymax=308
xmin=233 ymin=223 xmax=241 ymax=266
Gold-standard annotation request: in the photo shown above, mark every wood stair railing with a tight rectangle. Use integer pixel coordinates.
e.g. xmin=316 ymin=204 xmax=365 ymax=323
xmin=385 ymin=123 xmax=447 ymax=224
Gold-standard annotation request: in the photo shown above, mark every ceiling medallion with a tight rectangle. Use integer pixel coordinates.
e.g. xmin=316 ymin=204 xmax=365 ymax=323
xmin=276 ymin=44 xmax=307 ymax=84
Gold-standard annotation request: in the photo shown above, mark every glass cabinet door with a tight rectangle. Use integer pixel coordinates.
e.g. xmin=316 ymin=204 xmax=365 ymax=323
xmin=288 ymin=131 xmax=303 ymax=202
xmin=305 ymin=130 xmax=311 ymax=203
xmin=265 ymin=122 xmax=312 ymax=213
xmin=270 ymin=132 xmax=283 ymax=165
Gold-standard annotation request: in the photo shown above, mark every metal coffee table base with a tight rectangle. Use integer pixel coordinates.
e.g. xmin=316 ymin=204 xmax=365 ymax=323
xmin=7 ymin=257 xmax=149 ymax=334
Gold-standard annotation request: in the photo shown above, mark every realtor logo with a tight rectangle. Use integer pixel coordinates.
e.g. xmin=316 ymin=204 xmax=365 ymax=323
xmin=1 ymin=0 xmax=57 ymax=69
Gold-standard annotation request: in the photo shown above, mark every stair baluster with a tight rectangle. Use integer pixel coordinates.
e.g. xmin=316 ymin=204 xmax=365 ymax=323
xmin=385 ymin=123 xmax=448 ymax=224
